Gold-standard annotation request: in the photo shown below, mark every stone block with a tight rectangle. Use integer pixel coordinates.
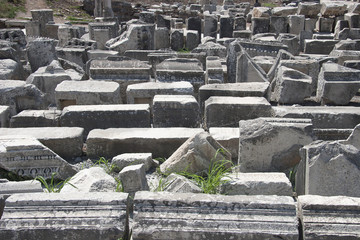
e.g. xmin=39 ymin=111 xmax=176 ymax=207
xmin=55 ymin=80 xmax=121 ymax=110
xmin=220 ymin=172 xmax=292 ymax=196
xmin=204 ymin=96 xmax=273 ymax=129
xmin=234 ymin=16 xmax=246 ymax=31
xmin=31 ymin=9 xmax=54 ymax=37
xmin=10 ymin=109 xmax=61 ymax=128
xmin=270 ymin=16 xmax=287 ymax=34
xmin=26 ymin=38 xmax=57 ymax=72
xmin=160 ymin=132 xmax=231 ymax=175
xmin=271 ymin=7 xmax=297 ymax=17
xmin=251 ymin=17 xmax=270 ymax=35
xmin=298 ymin=195 xmax=360 ymax=240
xmin=153 ymin=95 xmax=200 ymax=128
xmin=154 ymin=27 xmax=170 ymax=50
xmin=0 ymin=192 xmax=128 ymax=240
xmin=297 ymin=2 xmax=321 ymax=18
xmin=0 ymin=106 xmax=9 ymax=128
xmin=252 ymin=7 xmax=271 ymax=18
xmin=304 ymin=39 xmax=339 ymax=55
xmin=321 ymin=2 xmax=347 ymax=17
xmin=0 ymin=127 xmax=84 ymax=161
xmin=126 ymin=81 xmax=194 ymax=105
xmin=191 ymin=41 xmax=227 ymax=58
xmin=139 ymin=11 xmax=155 ymax=24
xmin=0 ymin=136 xmax=77 ymax=180
xmin=185 ymin=30 xmax=199 ymax=51
xmin=88 ymin=21 xmax=119 ymax=41
xmin=86 ymin=128 xmax=204 ymax=159
xmin=239 ymin=118 xmax=314 ymax=172
xmin=288 ymin=15 xmax=305 ymax=35
xmin=233 ymin=30 xmax=252 ymax=39
xmin=170 ymin=29 xmax=184 ymax=51
xmin=204 ymin=13 xmax=217 ymax=38
xmin=220 ymin=16 xmax=234 ymax=38
xmin=60 ymin=104 xmax=150 ymax=138
xmin=93 ymin=28 xmax=111 ymax=50
xmin=316 ymin=17 xmax=334 ymax=33
xmin=209 ymin=127 xmax=239 ymax=163
xmin=205 ymin=56 xmax=224 ymax=84
xmin=186 ymin=17 xmax=201 ymax=43
xmin=0 ymin=180 xmax=43 ymax=195
xmin=163 ymin=173 xmax=202 ymax=193
xmin=112 ymin=153 xmax=154 ymax=172
xmin=56 ymin=47 xmax=87 ymax=69
xmin=304 ymin=18 xmax=317 ymax=32
xmin=277 ymin=34 xmax=300 ymax=56
xmin=132 ymin=191 xmax=298 ymax=240
xmin=87 ymin=49 xmax=119 ymax=60
xmin=345 ymin=13 xmax=360 ymax=29
xmin=316 ymin=62 xmax=360 ymax=105
xmin=344 ymin=60 xmax=360 ymax=70
xmin=329 ymin=49 xmax=360 ymax=65
xmin=119 ymin=164 xmax=149 ymax=193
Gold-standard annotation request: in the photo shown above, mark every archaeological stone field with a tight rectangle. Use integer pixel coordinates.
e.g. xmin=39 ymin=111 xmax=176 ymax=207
xmin=1 ymin=0 xmax=360 ymax=239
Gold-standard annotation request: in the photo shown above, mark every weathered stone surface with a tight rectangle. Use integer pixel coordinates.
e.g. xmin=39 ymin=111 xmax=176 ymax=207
xmin=60 ymin=104 xmax=150 ymax=137
xmin=26 ymin=38 xmax=57 ymax=72
xmin=0 ymin=106 xmax=10 ymax=128
xmin=192 ymin=41 xmax=227 ymax=58
xmin=270 ymin=16 xmax=287 ymax=34
xmin=220 ymin=172 xmax=292 ymax=196
xmin=219 ymin=16 xmax=234 ymax=38
xmin=0 ymin=59 xmax=25 ymax=80
xmin=10 ymin=109 xmax=61 ymax=128
xmin=55 ymin=80 xmax=121 ymax=109
xmin=297 ymin=2 xmax=321 ymax=18
xmin=132 ymin=191 xmax=298 ymax=240
xmin=239 ymin=118 xmax=315 ymax=172
xmin=316 ymin=17 xmax=334 ymax=33
xmin=252 ymin=7 xmax=271 ymax=18
xmin=86 ymin=128 xmax=204 ymax=159
xmin=205 ymin=56 xmax=224 ymax=84
xmin=298 ymin=195 xmax=360 ymax=240
xmin=329 ymin=49 xmax=360 ymax=65
xmin=209 ymin=127 xmax=239 ymax=163
xmin=61 ymin=167 xmax=116 ymax=193
xmin=163 ymin=173 xmax=202 ymax=193
xmin=112 ymin=153 xmax=154 ymax=172
xmin=236 ymin=48 xmax=269 ymax=83
xmin=170 ymin=29 xmax=184 ymax=51
xmin=251 ymin=17 xmax=270 ymax=35
xmin=272 ymin=66 xmax=312 ymax=104
xmin=304 ymin=40 xmax=339 ymax=55
xmin=316 ymin=62 xmax=360 ymax=105
xmin=0 ymin=127 xmax=84 ymax=161
xmin=0 ymin=192 xmax=128 ymax=240
xmin=119 ymin=164 xmax=149 ymax=193
xmin=288 ymin=15 xmax=305 ymax=35
xmin=126 ymin=81 xmax=194 ymax=105
xmin=205 ymin=96 xmax=273 ymax=129
xmin=0 ymin=180 xmax=43 ymax=195
xmin=153 ymin=95 xmax=200 ymax=128
xmin=271 ymin=7 xmax=297 ymax=17
xmin=321 ymin=2 xmax=347 ymax=17
xmin=0 ymin=136 xmax=77 ymax=180
xmin=160 ymin=132 xmax=231 ymax=175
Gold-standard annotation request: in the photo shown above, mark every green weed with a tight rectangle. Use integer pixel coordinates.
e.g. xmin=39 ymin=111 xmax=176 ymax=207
xmin=0 ymin=0 xmax=26 ymax=18
xmin=34 ymin=172 xmax=77 ymax=193
xmin=92 ymin=157 xmax=117 ymax=174
xmin=153 ymin=176 xmax=170 ymax=192
xmin=115 ymin=177 xmax=124 ymax=192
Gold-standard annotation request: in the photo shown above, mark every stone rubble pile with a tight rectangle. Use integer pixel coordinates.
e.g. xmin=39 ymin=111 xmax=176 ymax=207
xmin=1 ymin=0 xmax=360 ymax=239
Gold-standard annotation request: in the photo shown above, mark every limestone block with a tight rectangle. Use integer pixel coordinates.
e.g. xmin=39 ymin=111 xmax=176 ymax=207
xmin=186 ymin=17 xmax=201 ymax=43
xmin=316 ymin=62 xmax=360 ymax=105
xmin=60 ymin=104 xmax=150 ymax=137
xmin=330 ymin=49 xmax=360 ymax=65
xmin=132 ymin=191 xmax=298 ymax=240
xmin=0 ymin=106 xmax=9 ymax=128
xmin=56 ymin=48 xmax=87 ymax=69
xmin=271 ymin=7 xmax=297 ymax=17
xmin=112 ymin=153 xmax=154 ymax=172
xmin=163 ymin=173 xmax=202 ymax=193
xmin=191 ymin=41 xmax=227 ymax=58
xmin=321 ymin=2 xmax=347 ymax=17
xmin=170 ymin=29 xmax=184 ymax=51
xmin=205 ymin=56 xmax=224 ymax=84
xmin=251 ymin=17 xmax=270 ymax=35
xmin=153 ymin=95 xmax=200 ymax=128
xmin=0 ymin=136 xmax=77 ymax=180
xmin=185 ymin=30 xmax=199 ymax=51
xmin=298 ymin=195 xmax=360 ymax=240
xmin=288 ymin=15 xmax=305 ymax=35
xmin=304 ymin=18 xmax=317 ymax=32
xmin=344 ymin=60 xmax=360 ymax=70
xmin=204 ymin=13 xmax=217 ymax=38
xmin=270 ymin=16 xmax=287 ymax=34
xmin=219 ymin=16 xmax=234 ymax=38
xmin=0 ymin=192 xmax=128 ymax=240
xmin=119 ymin=164 xmax=149 ymax=193
xmin=252 ymin=7 xmax=271 ymax=18
xmin=26 ymin=38 xmax=57 ymax=72
xmin=154 ymin=27 xmax=170 ymax=50
xmin=234 ymin=16 xmax=246 ymax=31
xmin=0 ymin=59 xmax=25 ymax=80
xmin=160 ymin=132 xmax=231 ymax=175
xmin=86 ymin=128 xmax=204 ymax=159
xmin=31 ymin=9 xmax=53 ymax=37
xmin=233 ymin=30 xmax=252 ymax=39
xmin=239 ymin=118 xmax=314 ymax=172
xmin=10 ymin=109 xmax=61 ymax=128
xmin=0 ymin=127 xmax=84 ymax=161
xmin=204 ymin=96 xmax=273 ymax=129
xmin=139 ymin=11 xmax=155 ymax=24
xmin=316 ymin=17 xmax=334 ymax=33
xmin=272 ymin=66 xmax=312 ymax=104
xmin=220 ymin=172 xmax=292 ymax=196
xmin=297 ymin=2 xmax=321 ymax=18
xmin=334 ymin=39 xmax=360 ymax=50
xmin=345 ymin=13 xmax=360 ymax=29
xmin=87 ymin=49 xmax=119 ymax=60
xmin=304 ymin=39 xmax=339 ymax=55
xmin=0 ymin=180 xmax=43 ymax=195
xmin=61 ymin=167 xmax=116 ymax=193
xmin=209 ymin=127 xmax=239 ymax=163
xmin=277 ymin=34 xmax=300 ymax=56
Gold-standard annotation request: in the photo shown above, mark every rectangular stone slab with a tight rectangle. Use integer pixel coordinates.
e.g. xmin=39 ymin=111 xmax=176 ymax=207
xmin=132 ymin=191 xmax=298 ymax=240
xmin=86 ymin=128 xmax=204 ymax=159
xmin=0 ymin=192 xmax=128 ymax=240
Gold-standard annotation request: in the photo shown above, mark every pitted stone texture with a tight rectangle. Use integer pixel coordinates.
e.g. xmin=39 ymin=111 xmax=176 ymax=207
xmin=209 ymin=127 xmax=239 ymax=163
xmin=26 ymin=38 xmax=57 ymax=72
xmin=10 ymin=109 xmax=61 ymax=128
xmin=0 ymin=192 xmax=128 ymax=240
xmin=0 ymin=180 xmax=43 ymax=195
xmin=297 ymin=2 xmax=321 ymax=18
xmin=220 ymin=172 xmax=292 ymax=196
xmin=0 ymin=106 xmax=10 ymax=128
xmin=112 ymin=153 xmax=154 ymax=172
xmin=132 ymin=191 xmax=298 ymax=240
xmin=321 ymin=2 xmax=347 ymax=17
xmin=163 ymin=173 xmax=202 ymax=193
xmin=0 ymin=59 xmax=25 ymax=80
xmin=239 ymin=118 xmax=315 ymax=172
xmin=119 ymin=164 xmax=149 ymax=193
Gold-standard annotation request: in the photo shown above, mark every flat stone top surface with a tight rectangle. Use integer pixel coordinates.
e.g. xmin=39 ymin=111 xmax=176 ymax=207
xmin=298 ymin=195 xmax=360 ymax=210
xmin=0 ymin=105 xmax=9 ymax=112
xmin=157 ymin=58 xmax=203 ymax=71
xmin=209 ymin=127 xmax=240 ymax=140
xmin=226 ymin=172 xmax=291 ymax=183
xmin=127 ymin=81 xmax=193 ymax=90
xmin=134 ymin=191 xmax=295 ymax=208
xmin=206 ymin=96 xmax=271 ymax=105
xmin=88 ymin=128 xmax=204 ymax=139
xmin=55 ymin=80 xmax=120 ymax=92
xmin=0 ymin=180 xmax=43 ymax=194
xmin=0 ymin=136 xmax=43 ymax=151
xmin=5 ymin=192 xmax=129 ymax=206
xmin=153 ymin=95 xmax=197 ymax=103
xmin=91 ymin=59 xmax=151 ymax=69
xmin=273 ymin=106 xmax=360 ymax=115
xmin=14 ymin=109 xmax=61 ymax=117
xmin=62 ymin=104 xmax=150 ymax=112
xmin=0 ymin=127 xmax=84 ymax=139
xmin=322 ymin=62 xmax=360 ymax=81
xmin=0 ymin=80 xmax=26 ymax=89
xmin=56 ymin=47 xmax=86 ymax=52
xmin=87 ymin=49 xmax=119 ymax=55
xmin=200 ymin=82 xmax=269 ymax=92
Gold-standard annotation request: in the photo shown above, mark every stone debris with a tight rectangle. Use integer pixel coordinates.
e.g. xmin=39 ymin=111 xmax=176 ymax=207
xmin=112 ymin=153 xmax=155 ymax=172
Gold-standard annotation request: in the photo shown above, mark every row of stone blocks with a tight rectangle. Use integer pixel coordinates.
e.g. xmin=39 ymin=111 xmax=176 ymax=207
xmin=0 ymin=191 xmax=359 ymax=240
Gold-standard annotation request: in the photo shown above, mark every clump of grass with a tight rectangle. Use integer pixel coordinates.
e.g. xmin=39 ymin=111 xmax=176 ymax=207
xmin=153 ymin=176 xmax=170 ymax=192
xmin=92 ymin=157 xmax=117 ymax=174
xmin=288 ymin=165 xmax=297 ymax=192
xmin=262 ymin=2 xmax=277 ymax=8
xmin=34 ymin=172 xmax=76 ymax=193
xmin=115 ymin=177 xmax=124 ymax=192
xmin=178 ymin=48 xmax=190 ymax=53
xmin=0 ymin=0 xmax=26 ymax=18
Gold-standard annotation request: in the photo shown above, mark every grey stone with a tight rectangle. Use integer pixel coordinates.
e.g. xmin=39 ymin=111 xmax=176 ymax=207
xmin=186 ymin=17 xmax=201 ymax=43
xmin=316 ymin=17 xmax=334 ymax=33
xmin=334 ymin=39 xmax=360 ymax=51
xmin=252 ymin=7 xmax=271 ymax=18
xmin=272 ymin=7 xmax=297 ymax=17
xmin=0 ymin=180 xmax=43 ymax=195
xmin=234 ymin=16 xmax=246 ymax=31
xmin=0 ymin=59 xmax=25 ymax=80
xmin=239 ymin=118 xmax=315 ymax=172
xmin=0 ymin=127 xmax=84 ymax=161
xmin=170 ymin=29 xmax=184 ymax=51
xmin=86 ymin=128 xmax=204 ymax=159
xmin=56 ymin=47 xmax=87 ymax=69
xmin=304 ymin=18 xmax=317 ymax=32
xmin=277 ymin=34 xmax=300 ymax=56
xmin=154 ymin=27 xmax=170 ymax=50
xmin=60 ymin=104 xmax=150 ymax=138
xmin=330 ymin=49 xmax=360 ymax=65
xmin=288 ymin=15 xmax=305 ymax=35
xmin=119 ymin=164 xmax=149 ymax=193
xmin=344 ymin=60 xmax=360 ymax=70
xmin=10 ymin=109 xmax=61 ymax=128
xmin=0 ymin=106 xmax=10 ymax=128
xmin=191 ymin=41 xmax=227 ymax=58
xmin=55 ymin=80 xmax=121 ymax=109
xmin=297 ymin=2 xmax=321 ymax=18
xmin=0 ymin=136 xmax=77 ymax=180
xmin=31 ymin=9 xmax=54 ymax=37
xmin=132 ymin=191 xmax=298 ymax=240
xmin=26 ymin=38 xmax=57 ymax=72
xmin=236 ymin=48 xmax=269 ymax=83
xmin=205 ymin=56 xmax=224 ymax=84
xmin=304 ymin=39 xmax=339 ymax=55
xmin=0 ymin=192 xmax=127 ymax=240
xmin=251 ymin=17 xmax=270 ymax=35
xmin=160 ymin=132 xmax=231 ymax=175
xmin=220 ymin=16 xmax=234 ymax=38
xmin=112 ymin=153 xmax=154 ymax=172
xmin=61 ymin=167 xmax=116 ymax=193
xmin=334 ymin=20 xmax=350 ymax=40
xmin=233 ymin=30 xmax=252 ymax=39
xmin=87 ymin=49 xmax=119 ymax=60
xmin=298 ymin=195 xmax=360 ymax=240
xmin=185 ymin=30 xmax=199 ymax=51
xmin=204 ymin=13 xmax=217 ymax=38
xmin=321 ymin=2 xmax=347 ymax=17
xmin=205 ymin=96 xmax=273 ymax=129
xmin=220 ymin=172 xmax=292 ymax=196
xmin=163 ymin=173 xmax=202 ymax=193
xmin=270 ymin=16 xmax=287 ymax=34
xmin=139 ymin=11 xmax=155 ymax=24
xmin=209 ymin=127 xmax=239 ymax=163
xmin=345 ymin=13 xmax=360 ymax=29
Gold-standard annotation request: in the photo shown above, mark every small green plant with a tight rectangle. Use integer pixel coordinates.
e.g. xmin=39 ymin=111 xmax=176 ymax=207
xmin=34 ymin=172 xmax=77 ymax=193
xmin=178 ymin=48 xmax=190 ymax=53
xmin=154 ymin=157 xmax=166 ymax=164
xmin=115 ymin=177 xmax=124 ymax=192
xmin=0 ymin=0 xmax=26 ymax=18
xmin=180 ymin=149 xmax=233 ymax=194
xmin=262 ymin=2 xmax=277 ymax=8
xmin=288 ymin=165 xmax=297 ymax=192
xmin=153 ymin=177 xmax=170 ymax=192
xmin=92 ymin=157 xmax=117 ymax=174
